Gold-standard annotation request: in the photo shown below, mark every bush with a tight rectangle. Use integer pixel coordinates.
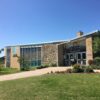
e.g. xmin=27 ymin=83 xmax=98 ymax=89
xmin=20 ymin=61 xmax=31 ymax=71
xmin=91 ymin=65 xmax=100 ymax=69
xmin=94 ymin=57 xmax=100 ymax=66
xmin=84 ymin=66 xmax=94 ymax=73
xmin=72 ymin=64 xmax=84 ymax=73
xmin=50 ymin=63 xmax=57 ymax=67
xmin=72 ymin=64 xmax=94 ymax=73
xmin=21 ymin=65 xmax=31 ymax=71
xmin=43 ymin=64 xmax=49 ymax=68
xmin=37 ymin=64 xmax=49 ymax=69
xmin=0 ymin=67 xmax=19 ymax=75
xmin=66 ymin=68 xmax=72 ymax=73
xmin=88 ymin=59 xmax=93 ymax=65
xmin=30 ymin=67 xmax=37 ymax=70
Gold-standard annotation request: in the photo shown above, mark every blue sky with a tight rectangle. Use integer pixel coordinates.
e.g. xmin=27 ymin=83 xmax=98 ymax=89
xmin=0 ymin=0 xmax=100 ymax=51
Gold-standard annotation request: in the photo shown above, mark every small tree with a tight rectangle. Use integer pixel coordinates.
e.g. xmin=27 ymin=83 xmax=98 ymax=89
xmin=17 ymin=56 xmax=30 ymax=71
xmin=93 ymin=31 xmax=100 ymax=57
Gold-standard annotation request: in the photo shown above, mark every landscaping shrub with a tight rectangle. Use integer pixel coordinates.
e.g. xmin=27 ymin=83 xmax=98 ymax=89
xmin=0 ymin=67 xmax=19 ymax=75
xmin=88 ymin=59 xmax=93 ymax=65
xmin=72 ymin=64 xmax=94 ymax=73
xmin=50 ymin=63 xmax=57 ymax=67
xmin=94 ymin=57 xmax=100 ymax=66
xmin=84 ymin=66 xmax=94 ymax=73
xmin=30 ymin=67 xmax=37 ymax=70
xmin=43 ymin=64 xmax=49 ymax=67
xmin=20 ymin=61 xmax=31 ymax=71
xmin=66 ymin=68 xmax=72 ymax=73
xmin=37 ymin=64 xmax=49 ymax=69
xmin=91 ymin=65 xmax=100 ymax=69
xmin=21 ymin=66 xmax=31 ymax=71
xmin=72 ymin=64 xmax=84 ymax=73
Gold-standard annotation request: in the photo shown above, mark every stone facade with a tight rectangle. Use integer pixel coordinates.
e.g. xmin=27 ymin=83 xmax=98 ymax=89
xmin=41 ymin=44 xmax=58 ymax=66
xmin=86 ymin=37 xmax=93 ymax=65
xmin=4 ymin=48 xmax=7 ymax=67
xmin=4 ymin=30 xmax=99 ymax=68
xmin=58 ymin=44 xmax=64 ymax=66
xmin=10 ymin=47 xmax=20 ymax=69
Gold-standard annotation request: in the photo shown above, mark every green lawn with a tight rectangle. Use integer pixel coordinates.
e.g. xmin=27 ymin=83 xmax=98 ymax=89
xmin=0 ymin=74 xmax=100 ymax=100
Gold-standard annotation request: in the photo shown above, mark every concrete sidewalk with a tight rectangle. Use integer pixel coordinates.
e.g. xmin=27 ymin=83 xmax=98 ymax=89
xmin=0 ymin=67 xmax=70 ymax=81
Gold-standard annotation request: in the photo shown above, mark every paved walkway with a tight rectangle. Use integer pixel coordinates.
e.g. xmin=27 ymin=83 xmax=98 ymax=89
xmin=0 ymin=67 xmax=70 ymax=81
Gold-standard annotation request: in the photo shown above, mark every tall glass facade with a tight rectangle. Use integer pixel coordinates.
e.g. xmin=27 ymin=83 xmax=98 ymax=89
xmin=20 ymin=46 xmax=41 ymax=67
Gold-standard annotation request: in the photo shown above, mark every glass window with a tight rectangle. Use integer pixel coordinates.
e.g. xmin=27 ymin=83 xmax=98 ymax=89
xmin=78 ymin=54 xmax=81 ymax=59
xmin=70 ymin=54 xmax=74 ymax=59
xmin=66 ymin=55 xmax=69 ymax=59
xmin=82 ymin=53 xmax=86 ymax=59
xmin=20 ymin=46 xmax=41 ymax=67
xmin=12 ymin=47 xmax=16 ymax=55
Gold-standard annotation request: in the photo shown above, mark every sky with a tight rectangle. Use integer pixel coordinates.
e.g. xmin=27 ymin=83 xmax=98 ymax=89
xmin=0 ymin=0 xmax=100 ymax=56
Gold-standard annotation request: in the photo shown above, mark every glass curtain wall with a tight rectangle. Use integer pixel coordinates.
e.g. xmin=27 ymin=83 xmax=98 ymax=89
xmin=20 ymin=46 xmax=41 ymax=67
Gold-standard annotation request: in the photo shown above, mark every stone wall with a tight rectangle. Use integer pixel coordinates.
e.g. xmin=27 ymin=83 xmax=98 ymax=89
xmin=4 ymin=48 xmax=7 ymax=67
xmin=86 ymin=37 xmax=93 ymax=65
xmin=58 ymin=44 xmax=64 ymax=66
xmin=10 ymin=47 xmax=20 ymax=69
xmin=41 ymin=44 xmax=58 ymax=66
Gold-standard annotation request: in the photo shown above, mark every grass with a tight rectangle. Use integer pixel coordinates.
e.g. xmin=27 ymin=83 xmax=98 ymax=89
xmin=0 ymin=74 xmax=100 ymax=100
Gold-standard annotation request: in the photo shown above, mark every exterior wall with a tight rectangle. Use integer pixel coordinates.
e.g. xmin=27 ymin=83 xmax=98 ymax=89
xmin=86 ymin=37 xmax=93 ymax=65
xmin=41 ymin=44 xmax=58 ymax=66
xmin=58 ymin=44 xmax=64 ymax=66
xmin=10 ymin=47 xmax=20 ymax=69
xmin=4 ymin=48 xmax=7 ymax=67
xmin=5 ymin=47 xmax=11 ymax=67
xmin=4 ymin=32 xmax=96 ymax=68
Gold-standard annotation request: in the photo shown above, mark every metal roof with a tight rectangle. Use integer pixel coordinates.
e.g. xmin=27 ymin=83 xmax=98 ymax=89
xmin=5 ymin=30 xmax=99 ymax=48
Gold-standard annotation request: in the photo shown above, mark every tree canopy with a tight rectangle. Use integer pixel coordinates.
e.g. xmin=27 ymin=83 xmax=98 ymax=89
xmin=93 ymin=32 xmax=100 ymax=57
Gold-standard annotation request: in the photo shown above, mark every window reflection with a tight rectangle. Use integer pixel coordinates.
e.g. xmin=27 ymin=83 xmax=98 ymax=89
xmin=20 ymin=47 xmax=41 ymax=67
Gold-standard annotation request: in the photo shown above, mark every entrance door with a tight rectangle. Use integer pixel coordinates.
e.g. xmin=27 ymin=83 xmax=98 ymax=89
xmin=64 ymin=52 xmax=86 ymax=66
xmin=76 ymin=52 xmax=86 ymax=65
xmin=64 ymin=53 xmax=75 ymax=66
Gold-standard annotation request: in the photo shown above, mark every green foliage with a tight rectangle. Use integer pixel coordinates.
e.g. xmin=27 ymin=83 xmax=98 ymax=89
xmin=0 ymin=67 xmax=19 ymax=75
xmin=21 ymin=66 xmax=31 ymax=71
xmin=0 ymin=57 xmax=4 ymax=67
xmin=50 ymin=63 xmax=57 ymax=67
xmin=37 ymin=64 xmax=49 ymax=69
xmin=93 ymin=37 xmax=100 ymax=55
xmin=72 ymin=64 xmax=94 ymax=73
xmin=17 ymin=56 xmax=31 ymax=71
xmin=91 ymin=65 xmax=100 ymax=69
xmin=73 ymin=64 xmax=84 ymax=73
xmin=17 ymin=56 xmax=24 ymax=66
xmin=43 ymin=64 xmax=49 ymax=67
xmin=83 ymin=66 xmax=94 ymax=73
xmin=30 ymin=67 xmax=37 ymax=70
xmin=20 ymin=61 xmax=31 ymax=71
xmin=94 ymin=57 xmax=100 ymax=66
